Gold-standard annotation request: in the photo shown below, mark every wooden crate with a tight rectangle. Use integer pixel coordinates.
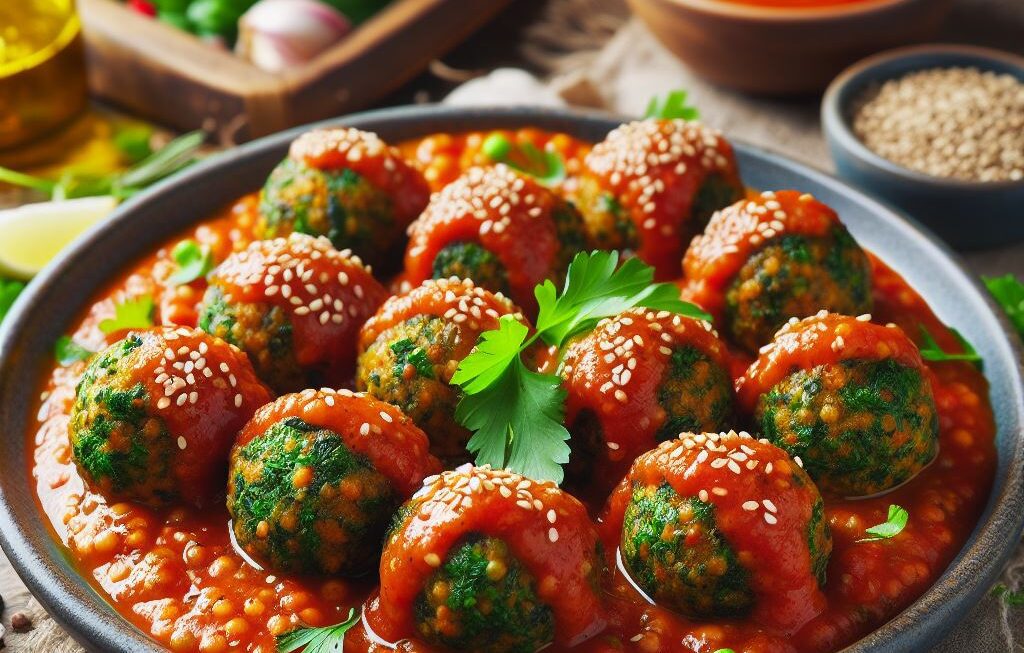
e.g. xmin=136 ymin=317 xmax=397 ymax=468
xmin=78 ymin=0 xmax=510 ymax=141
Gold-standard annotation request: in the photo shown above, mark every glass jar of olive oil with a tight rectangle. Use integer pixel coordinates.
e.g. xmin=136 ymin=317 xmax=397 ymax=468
xmin=0 ymin=0 xmax=88 ymax=149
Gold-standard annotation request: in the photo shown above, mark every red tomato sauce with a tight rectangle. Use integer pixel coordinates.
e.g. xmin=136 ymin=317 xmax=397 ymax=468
xmin=28 ymin=130 xmax=995 ymax=653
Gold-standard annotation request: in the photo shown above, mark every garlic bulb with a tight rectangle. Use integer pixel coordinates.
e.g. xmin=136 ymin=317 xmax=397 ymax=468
xmin=236 ymin=0 xmax=351 ymax=72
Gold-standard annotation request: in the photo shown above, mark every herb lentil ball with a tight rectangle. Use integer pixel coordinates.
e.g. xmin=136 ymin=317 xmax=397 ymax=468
xmin=403 ymin=165 xmax=588 ymax=315
xmin=69 ymin=327 xmax=272 ymax=507
xmin=741 ymin=313 xmax=939 ymax=498
xmin=622 ymin=482 xmax=754 ymax=617
xmin=414 ymin=535 xmax=555 ymax=653
xmin=227 ymin=388 xmax=440 ymax=576
xmin=376 ymin=465 xmax=606 ymax=650
xmin=356 ymin=278 xmax=528 ymax=462
xmin=612 ymin=432 xmax=831 ymax=630
xmin=574 ymin=119 xmax=744 ymax=278
xmin=560 ymin=308 xmax=735 ymax=488
xmin=257 ymin=127 xmax=430 ymax=270
xmin=684 ymin=190 xmax=872 ymax=354
xmin=198 ymin=233 xmax=387 ymax=392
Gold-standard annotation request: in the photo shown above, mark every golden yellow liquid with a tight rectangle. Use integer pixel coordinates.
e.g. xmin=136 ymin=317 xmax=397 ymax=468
xmin=0 ymin=0 xmax=88 ymax=149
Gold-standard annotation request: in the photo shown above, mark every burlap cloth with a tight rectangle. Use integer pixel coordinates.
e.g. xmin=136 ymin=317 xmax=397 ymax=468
xmin=443 ymin=3 xmax=1024 ymax=650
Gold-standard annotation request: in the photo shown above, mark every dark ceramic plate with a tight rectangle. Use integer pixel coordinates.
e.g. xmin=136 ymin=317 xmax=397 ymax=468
xmin=1 ymin=106 xmax=1022 ymax=653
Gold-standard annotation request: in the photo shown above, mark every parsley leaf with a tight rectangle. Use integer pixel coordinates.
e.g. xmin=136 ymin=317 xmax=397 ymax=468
xmin=992 ymin=584 xmax=1024 ymax=607
xmin=535 ymin=250 xmax=710 ymax=347
xmin=451 ymin=251 xmax=709 ymax=483
xmin=276 ymin=608 xmax=359 ymax=653
xmin=858 ymin=504 xmax=908 ymax=542
xmin=55 ymin=336 xmax=95 ymax=366
xmin=918 ymin=325 xmax=982 ymax=367
xmin=481 ymin=134 xmax=566 ymax=186
xmin=0 ymin=277 xmax=26 ymax=324
xmin=453 ymin=317 xmax=571 ymax=482
xmin=167 ymin=239 xmax=214 ymax=285
xmin=984 ymin=274 xmax=1024 ymax=340
xmin=99 ymin=295 xmax=155 ymax=334
xmin=644 ymin=90 xmax=700 ymax=121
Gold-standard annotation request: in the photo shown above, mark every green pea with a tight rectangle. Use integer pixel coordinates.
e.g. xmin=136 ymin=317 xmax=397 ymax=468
xmin=482 ymin=133 xmax=513 ymax=162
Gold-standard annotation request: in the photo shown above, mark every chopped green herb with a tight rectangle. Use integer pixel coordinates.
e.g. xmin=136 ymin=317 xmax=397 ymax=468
xmin=99 ymin=295 xmax=155 ymax=335
xmin=644 ymin=89 xmax=700 ymax=121
xmin=390 ymin=338 xmax=434 ymax=379
xmin=451 ymin=250 xmax=709 ymax=483
xmin=0 ymin=277 xmax=26 ymax=324
xmin=992 ymin=584 xmax=1024 ymax=606
xmin=480 ymin=134 xmax=567 ymax=186
xmin=167 ymin=239 xmax=215 ymax=285
xmin=858 ymin=504 xmax=908 ymax=542
xmin=918 ymin=325 xmax=982 ymax=367
xmin=713 ymin=649 xmax=736 ymax=653
xmin=276 ymin=608 xmax=359 ymax=653
xmin=55 ymin=336 xmax=95 ymax=366
xmin=984 ymin=274 xmax=1024 ymax=340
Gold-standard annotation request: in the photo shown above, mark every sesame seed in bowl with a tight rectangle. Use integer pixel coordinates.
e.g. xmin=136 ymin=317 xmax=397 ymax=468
xmin=823 ymin=44 xmax=1024 ymax=250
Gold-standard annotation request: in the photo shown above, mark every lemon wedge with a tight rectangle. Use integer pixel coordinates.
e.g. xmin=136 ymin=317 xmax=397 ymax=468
xmin=0 ymin=195 xmax=118 ymax=279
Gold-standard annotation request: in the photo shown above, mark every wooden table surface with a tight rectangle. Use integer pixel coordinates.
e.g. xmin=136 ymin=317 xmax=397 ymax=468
xmin=2 ymin=0 xmax=1022 ymax=650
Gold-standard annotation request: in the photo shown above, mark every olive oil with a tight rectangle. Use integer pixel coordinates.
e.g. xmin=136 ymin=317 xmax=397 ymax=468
xmin=0 ymin=0 xmax=88 ymax=149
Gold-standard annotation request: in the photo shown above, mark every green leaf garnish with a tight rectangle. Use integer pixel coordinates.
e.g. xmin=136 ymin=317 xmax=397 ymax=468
xmin=0 ymin=131 xmax=204 ymax=201
xmin=713 ymin=649 xmax=736 ymax=653
xmin=99 ymin=295 xmax=155 ymax=334
xmin=451 ymin=250 xmax=709 ymax=483
xmin=644 ymin=89 xmax=700 ymax=121
xmin=167 ymin=239 xmax=214 ymax=285
xmin=534 ymin=250 xmax=710 ymax=347
xmin=992 ymin=584 xmax=1024 ymax=607
xmin=984 ymin=274 xmax=1024 ymax=340
xmin=454 ymin=317 xmax=570 ymax=481
xmin=0 ymin=277 xmax=26 ymax=324
xmin=276 ymin=608 xmax=359 ymax=653
xmin=481 ymin=134 xmax=566 ymax=186
xmin=858 ymin=504 xmax=908 ymax=542
xmin=918 ymin=325 xmax=982 ymax=367
xmin=114 ymin=125 xmax=155 ymax=164
xmin=55 ymin=336 xmax=95 ymax=366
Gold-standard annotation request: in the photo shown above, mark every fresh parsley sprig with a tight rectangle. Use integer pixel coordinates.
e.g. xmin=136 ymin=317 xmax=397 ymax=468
xmin=992 ymin=584 xmax=1024 ymax=607
xmin=984 ymin=274 xmax=1024 ymax=340
xmin=451 ymin=250 xmax=710 ymax=484
xmin=918 ymin=325 xmax=982 ymax=367
xmin=858 ymin=504 xmax=909 ymax=543
xmin=644 ymin=89 xmax=700 ymax=121
xmin=276 ymin=608 xmax=359 ymax=653
xmin=99 ymin=295 xmax=155 ymax=335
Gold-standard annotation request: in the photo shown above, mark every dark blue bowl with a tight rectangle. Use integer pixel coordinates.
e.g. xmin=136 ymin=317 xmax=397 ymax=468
xmin=1 ymin=106 xmax=1022 ymax=652
xmin=822 ymin=44 xmax=1024 ymax=250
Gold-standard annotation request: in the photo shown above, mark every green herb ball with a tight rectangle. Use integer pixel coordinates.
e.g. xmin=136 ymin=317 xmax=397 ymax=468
xmin=757 ymin=358 xmax=939 ymax=497
xmin=621 ymin=483 xmax=754 ymax=618
xmin=199 ymin=284 xmax=304 ymax=392
xmin=725 ymin=226 xmax=872 ymax=353
xmin=413 ymin=536 xmax=555 ymax=653
xmin=431 ymin=242 xmax=511 ymax=296
xmin=227 ymin=416 xmax=397 ymax=576
xmin=70 ymin=334 xmax=176 ymax=505
xmin=258 ymin=158 xmax=397 ymax=268
xmin=356 ymin=315 xmax=465 ymax=459
xmin=654 ymin=345 xmax=735 ymax=441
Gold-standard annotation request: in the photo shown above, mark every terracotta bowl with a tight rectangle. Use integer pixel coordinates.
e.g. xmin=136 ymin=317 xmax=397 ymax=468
xmin=627 ymin=0 xmax=953 ymax=95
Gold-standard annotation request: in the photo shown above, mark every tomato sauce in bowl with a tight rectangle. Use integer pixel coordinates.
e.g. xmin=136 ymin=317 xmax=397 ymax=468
xmin=28 ymin=128 xmax=995 ymax=653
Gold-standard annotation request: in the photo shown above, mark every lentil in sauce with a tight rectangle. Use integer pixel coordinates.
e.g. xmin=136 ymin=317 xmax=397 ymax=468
xmin=30 ymin=127 xmax=995 ymax=653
